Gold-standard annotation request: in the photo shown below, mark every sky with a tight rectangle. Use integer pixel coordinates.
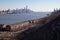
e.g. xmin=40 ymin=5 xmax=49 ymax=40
xmin=0 ymin=0 xmax=60 ymax=12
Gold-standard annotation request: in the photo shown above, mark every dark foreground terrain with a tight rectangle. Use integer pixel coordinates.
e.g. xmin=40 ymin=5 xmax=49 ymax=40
xmin=17 ymin=16 xmax=60 ymax=40
xmin=16 ymin=10 xmax=60 ymax=40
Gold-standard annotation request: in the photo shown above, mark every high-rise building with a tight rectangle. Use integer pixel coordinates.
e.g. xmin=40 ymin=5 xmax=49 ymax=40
xmin=26 ymin=5 xmax=28 ymax=10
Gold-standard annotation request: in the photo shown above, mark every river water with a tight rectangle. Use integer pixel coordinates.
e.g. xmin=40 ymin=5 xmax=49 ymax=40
xmin=0 ymin=12 xmax=50 ymax=25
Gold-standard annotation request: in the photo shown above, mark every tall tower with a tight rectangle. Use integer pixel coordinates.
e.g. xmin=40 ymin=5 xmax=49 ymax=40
xmin=26 ymin=5 xmax=28 ymax=13
xmin=26 ymin=5 xmax=28 ymax=10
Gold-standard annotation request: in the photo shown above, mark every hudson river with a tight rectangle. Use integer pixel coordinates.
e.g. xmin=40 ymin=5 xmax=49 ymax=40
xmin=0 ymin=12 xmax=50 ymax=25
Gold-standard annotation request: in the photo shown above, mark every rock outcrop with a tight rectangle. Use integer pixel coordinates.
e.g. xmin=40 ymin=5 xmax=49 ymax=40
xmin=0 ymin=24 xmax=11 ymax=31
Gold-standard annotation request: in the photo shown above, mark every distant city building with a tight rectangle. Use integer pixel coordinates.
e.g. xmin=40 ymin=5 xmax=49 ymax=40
xmin=0 ymin=6 xmax=34 ymax=14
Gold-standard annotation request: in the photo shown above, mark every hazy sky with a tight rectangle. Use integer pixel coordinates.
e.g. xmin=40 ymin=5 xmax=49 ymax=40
xmin=0 ymin=0 xmax=60 ymax=12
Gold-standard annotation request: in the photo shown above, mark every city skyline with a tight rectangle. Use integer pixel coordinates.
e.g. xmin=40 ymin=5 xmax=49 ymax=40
xmin=0 ymin=0 xmax=60 ymax=12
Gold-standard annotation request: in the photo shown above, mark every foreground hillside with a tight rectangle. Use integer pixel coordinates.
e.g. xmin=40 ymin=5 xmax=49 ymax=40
xmin=16 ymin=10 xmax=60 ymax=40
xmin=0 ymin=10 xmax=60 ymax=40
